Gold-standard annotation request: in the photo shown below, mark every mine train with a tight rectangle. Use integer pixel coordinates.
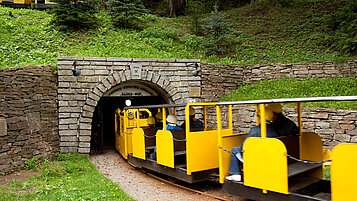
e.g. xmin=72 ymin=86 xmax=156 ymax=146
xmin=114 ymin=96 xmax=357 ymax=201
xmin=0 ymin=0 xmax=55 ymax=9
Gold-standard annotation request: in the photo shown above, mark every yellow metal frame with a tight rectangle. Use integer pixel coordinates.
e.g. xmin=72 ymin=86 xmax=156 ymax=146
xmin=243 ymin=137 xmax=289 ymax=194
xmin=217 ymin=105 xmax=248 ymax=183
xmin=300 ymin=132 xmax=323 ymax=179
xmin=156 ymin=130 xmax=175 ymax=168
xmin=132 ymin=128 xmax=146 ymax=160
xmin=216 ymin=102 xmax=325 ymax=193
xmin=331 ymin=143 xmax=357 ymax=201
xmin=115 ymin=108 xmax=151 ymax=159
xmin=185 ymin=103 xmax=218 ymax=175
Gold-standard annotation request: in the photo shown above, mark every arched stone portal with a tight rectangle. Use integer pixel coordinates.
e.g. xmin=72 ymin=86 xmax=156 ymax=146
xmin=57 ymin=57 xmax=201 ymax=154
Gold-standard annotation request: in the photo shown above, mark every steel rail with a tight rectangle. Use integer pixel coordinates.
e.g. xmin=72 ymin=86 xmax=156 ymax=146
xmin=127 ymin=161 xmax=232 ymax=201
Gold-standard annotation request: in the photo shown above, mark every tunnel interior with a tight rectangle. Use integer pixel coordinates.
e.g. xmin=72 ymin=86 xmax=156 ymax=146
xmin=90 ymin=95 xmax=166 ymax=154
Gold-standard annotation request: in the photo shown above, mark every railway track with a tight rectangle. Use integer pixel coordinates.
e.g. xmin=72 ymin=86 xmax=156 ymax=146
xmin=128 ymin=162 xmax=244 ymax=201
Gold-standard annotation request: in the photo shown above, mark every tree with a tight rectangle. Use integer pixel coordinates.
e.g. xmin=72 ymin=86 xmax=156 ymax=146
xmin=168 ymin=0 xmax=185 ymax=17
xmin=106 ymin=0 xmax=148 ymax=29
xmin=201 ymin=6 xmax=237 ymax=56
xmin=49 ymin=0 xmax=98 ymax=31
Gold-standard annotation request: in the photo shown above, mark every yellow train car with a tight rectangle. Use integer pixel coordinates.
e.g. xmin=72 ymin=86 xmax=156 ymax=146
xmin=216 ymin=96 xmax=357 ymax=201
xmin=120 ymin=102 xmax=219 ymax=183
xmin=0 ymin=0 xmax=55 ymax=9
xmin=115 ymin=108 xmax=151 ymax=159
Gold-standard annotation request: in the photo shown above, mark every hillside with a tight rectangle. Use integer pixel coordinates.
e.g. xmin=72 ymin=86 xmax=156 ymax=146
xmin=0 ymin=0 xmax=355 ymax=69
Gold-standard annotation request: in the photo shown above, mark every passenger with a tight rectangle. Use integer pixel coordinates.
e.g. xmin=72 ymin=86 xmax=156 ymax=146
xmin=225 ymin=107 xmax=279 ymax=182
xmin=150 ymin=114 xmax=182 ymax=160
xmin=155 ymin=112 xmax=163 ymax=128
xmin=166 ymin=114 xmax=183 ymax=130
xmin=146 ymin=116 xmax=156 ymax=128
xmin=180 ymin=107 xmax=204 ymax=130
xmin=267 ymin=103 xmax=299 ymax=136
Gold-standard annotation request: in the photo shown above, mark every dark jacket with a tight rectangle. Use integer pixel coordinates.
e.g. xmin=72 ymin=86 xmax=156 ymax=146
xmin=271 ymin=113 xmax=299 ymax=136
xmin=237 ymin=122 xmax=279 ymax=153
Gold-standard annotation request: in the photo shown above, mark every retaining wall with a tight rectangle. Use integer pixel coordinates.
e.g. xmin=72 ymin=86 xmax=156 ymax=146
xmin=0 ymin=65 xmax=59 ymax=174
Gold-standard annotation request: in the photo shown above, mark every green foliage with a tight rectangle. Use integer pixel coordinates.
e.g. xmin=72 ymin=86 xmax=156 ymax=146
xmin=1 ymin=1 xmax=355 ymax=69
xmin=0 ymin=7 xmax=64 ymax=69
xmin=24 ymin=158 xmax=39 ymax=170
xmin=49 ymin=0 xmax=98 ymax=31
xmin=0 ymin=153 xmax=134 ymax=201
xmin=220 ymin=77 xmax=357 ymax=109
xmin=106 ymin=0 xmax=148 ymax=29
xmin=201 ymin=7 xmax=237 ymax=56
xmin=324 ymin=167 xmax=330 ymax=180
xmin=323 ymin=0 xmax=357 ymax=54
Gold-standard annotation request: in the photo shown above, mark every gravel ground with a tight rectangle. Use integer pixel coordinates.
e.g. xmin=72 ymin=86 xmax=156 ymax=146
xmin=90 ymin=149 xmax=244 ymax=201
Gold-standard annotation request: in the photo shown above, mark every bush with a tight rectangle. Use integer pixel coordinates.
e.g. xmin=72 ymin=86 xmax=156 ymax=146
xmin=49 ymin=0 xmax=98 ymax=31
xmin=322 ymin=0 xmax=357 ymax=54
xmin=201 ymin=7 xmax=237 ymax=56
xmin=139 ymin=26 xmax=179 ymax=40
xmin=106 ymin=0 xmax=148 ymax=29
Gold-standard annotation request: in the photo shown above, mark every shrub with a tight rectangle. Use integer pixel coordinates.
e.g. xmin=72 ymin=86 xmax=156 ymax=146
xmin=201 ymin=6 xmax=237 ymax=56
xmin=49 ymin=0 xmax=98 ymax=31
xmin=139 ymin=26 xmax=180 ymax=40
xmin=322 ymin=0 xmax=357 ymax=54
xmin=106 ymin=0 xmax=148 ymax=29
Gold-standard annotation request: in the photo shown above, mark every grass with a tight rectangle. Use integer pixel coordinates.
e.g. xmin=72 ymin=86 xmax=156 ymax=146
xmin=0 ymin=153 xmax=134 ymax=201
xmin=219 ymin=77 xmax=357 ymax=110
xmin=0 ymin=0 xmax=355 ymax=69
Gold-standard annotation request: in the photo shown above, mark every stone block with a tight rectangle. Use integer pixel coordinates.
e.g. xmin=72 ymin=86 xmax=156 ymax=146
xmin=94 ymin=70 xmax=110 ymax=75
xmin=80 ymin=130 xmax=91 ymax=136
xmin=108 ymin=57 xmax=132 ymax=62
xmin=61 ymin=136 xmax=78 ymax=142
xmin=80 ymin=123 xmax=91 ymax=130
xmin=79 ymin=136 xmax=91 ymax=142
xmin=81 ymin=69 xmax=95 ymax=76
xmin=334 ymin=134 xmax=351 ymax=142
xmin=59 ymin=130 xmax=78 ymax=136
xmin=79 ymin=142 xmax=90 ymax=148
xmin=0 ymin=118 xmax=7 ymax=137
xmin=113 ymin=73 xmax=121 ymax=83
xmin=60 ymin=141 xmax=78 ymax=147
xmin=102 ymin=79 xmax=111 ymax=90
xmin=78 ymin=148 xmax=90 ymax=154
xmin=83 ymin=105 xmax=95 ymax=113
xmin=60 ymin=147 xmax=78 ymax=153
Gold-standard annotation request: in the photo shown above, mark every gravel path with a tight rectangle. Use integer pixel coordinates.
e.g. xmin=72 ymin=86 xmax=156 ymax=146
xmin=90 ymin=149 xmax=243 ymax=201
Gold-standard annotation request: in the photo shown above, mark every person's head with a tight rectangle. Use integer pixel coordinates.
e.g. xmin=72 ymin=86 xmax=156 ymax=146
xmin=267 ymin=103 xmax=283 ymax=121
xmin=147 ymin=116 xmax=156 ymax=127
xmin=155 ymin=112 xmax=163 ymax=122
xmin=166 ymin=114 xmax=178 ymax=126
xmin=189 ymin=107 xmax=196 ymax=118
xmin=257 ymin=107 xmax=274 ymax=124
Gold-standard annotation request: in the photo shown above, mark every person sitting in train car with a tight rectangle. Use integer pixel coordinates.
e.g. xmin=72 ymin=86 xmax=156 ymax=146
xmin=166 ymin=114 xmax=183 ymax=130
xmin=267 ymin=103 xmax=299 ymax=136
xmin=225 ymin=107 xmax=279 ymax=182
xmin=180 ymin=107 xmax=204 ymax=131
xmin=150 ymin=114 xmax=182 ymax=160
xmin=155 ymin=112 xmax=163 ymax=128
xmin=146 ymin=116 xmax=156 ymax=128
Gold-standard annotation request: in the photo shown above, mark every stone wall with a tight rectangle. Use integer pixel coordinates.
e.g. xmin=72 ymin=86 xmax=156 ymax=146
xmin=201 ymin=60 xmax=357 ymax=102
xmin=0 ymin=65 xmax=59 ymax=174
xmin=201 ymin=60 xmax=357 ymax=150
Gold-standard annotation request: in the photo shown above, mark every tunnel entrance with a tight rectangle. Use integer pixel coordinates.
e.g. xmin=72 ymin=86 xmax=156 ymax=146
xmin=90 ymin=81 xmax=168 ymax=154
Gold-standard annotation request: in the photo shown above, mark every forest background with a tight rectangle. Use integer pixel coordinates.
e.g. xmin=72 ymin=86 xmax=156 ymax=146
xmin=0 ymin=0 xmax=356 ymax=105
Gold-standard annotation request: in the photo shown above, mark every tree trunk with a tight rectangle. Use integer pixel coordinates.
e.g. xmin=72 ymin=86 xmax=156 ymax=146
xmin=168 ymin=0 xmax=185 ymax=17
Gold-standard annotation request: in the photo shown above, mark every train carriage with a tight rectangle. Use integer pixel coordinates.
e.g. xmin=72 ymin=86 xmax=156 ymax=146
xmin=116 ymin=102 xmax=220 ymax=183
xmin=216 ymin=96 xmax=357 ymax=201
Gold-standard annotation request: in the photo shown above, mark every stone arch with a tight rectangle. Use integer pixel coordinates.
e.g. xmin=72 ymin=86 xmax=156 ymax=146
xmin=77 ymin=69 xmax=174 ymax=154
